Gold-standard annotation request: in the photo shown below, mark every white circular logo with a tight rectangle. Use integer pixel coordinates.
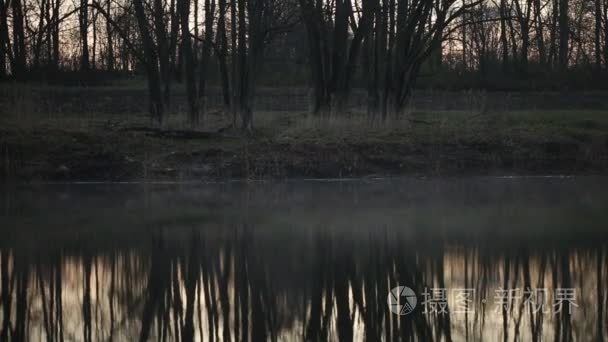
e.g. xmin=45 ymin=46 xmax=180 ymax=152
xmin=388 ymin=286 xmax=417 ymax=315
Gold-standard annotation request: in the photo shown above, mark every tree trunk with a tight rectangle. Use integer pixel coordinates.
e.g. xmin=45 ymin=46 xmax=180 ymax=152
xmin=521 ymin=26 xmax=530 ymax=73
xmin=0 ymin=0 xmax=7 ymax=78
xmin=178 ymin=0 xmax=200 ymax=128
xmin=52 ymin=0 xmax=60 ymax=70
xmin=558 ymin=0 xmax=569 ymax=70
xmin=595 ymin=0 xmax=602 ymax=70
xmin=362 ymin=2 xmax=377 ymax=119
xmin=80 ymin=0 xmax=90 ymax=71
xmin=154 ymin=0 xmax=172 ymax=104
xmin=237 ymin=0 xmax=251 ymax=131
xmin=33 ymin=0 xmax=48 ymax=70
xmin=514 ymin=0 xmax=531 ymax=73
xmin=12 ymin=0 xmax=27 ymax=79
xmin=339 ymin=0 xmax=373 ymax=114
xmin=299 ymin=0 xmax=372 ymax=116
xmin=507 ymin=10 xmax=519 ymax=67
xmin=300 ymin=0 xmax=329 ymax=114
xmin=533 ymin=0 xmax=546 ymax=67
xmin=169 ymin=0 xmax=181 ymax=81
xmin=230 ymin=0 xmax=238 ymax=125
xmin=45 ymin=0 xmax=52 ymax=66
xmin=199 ymin=0 xmax=215 ymax=113
xmin=216 ymin=0 xmax=231 ymax=110
xmin=383 ymin=0 xmax=395 ymax=120
xmin=106 ymin=0 xmax=114 ymax=71
xmin=329 ymin=0 xmax=350 ymax=114
xmin=194 ymin=0 xmax=199 ymax=56
xmin=120 ymin=18 xmax=129 ymax=71
xmin=604 ymin=0 xmax=608 ymax=70
xmin=134 ymin=0 xmax=165 ymax=127
xmin=548 ymin=0 xmax=558 ymax=68
xmin=92 ymin=7 xmax=98 ymax=70
xmin=462 ymin=0 xmax=467 ymax=70
xmin=499 ymin=0 xmax=509 ymax=71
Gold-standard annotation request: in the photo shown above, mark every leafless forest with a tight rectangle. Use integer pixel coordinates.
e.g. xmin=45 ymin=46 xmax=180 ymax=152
xmin=0 ymin=0 xmax=607 ymax=130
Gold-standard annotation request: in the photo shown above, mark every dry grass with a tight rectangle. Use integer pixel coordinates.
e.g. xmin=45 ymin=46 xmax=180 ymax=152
xmin=2 ymin=85 xmax=608 ymax=180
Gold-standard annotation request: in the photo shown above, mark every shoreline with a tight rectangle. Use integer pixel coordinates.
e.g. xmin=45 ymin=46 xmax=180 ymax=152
xmin=2 ymin=110 xmax=607 ymax=182
xmin=3 ymin=132 xmax=606 ymax=182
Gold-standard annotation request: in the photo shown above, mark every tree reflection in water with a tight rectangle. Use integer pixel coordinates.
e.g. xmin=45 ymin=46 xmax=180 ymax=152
xmin=0 ymin=229 xmax=606 ymax=342
xmin=2 ymin=178 xmax=607 ymax=341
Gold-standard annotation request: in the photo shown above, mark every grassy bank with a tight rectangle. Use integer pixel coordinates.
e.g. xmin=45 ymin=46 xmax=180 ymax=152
xmin=1 ymin=109 xmax=607 ymax=181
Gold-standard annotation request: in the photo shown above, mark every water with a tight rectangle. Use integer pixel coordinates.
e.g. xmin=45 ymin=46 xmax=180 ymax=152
xmin=1 ymin=177 xmax=607 ymax=341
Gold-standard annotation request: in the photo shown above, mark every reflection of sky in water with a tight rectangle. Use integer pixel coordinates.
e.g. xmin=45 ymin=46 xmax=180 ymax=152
xmin=1 ymin=177 xmax=607 ymax=341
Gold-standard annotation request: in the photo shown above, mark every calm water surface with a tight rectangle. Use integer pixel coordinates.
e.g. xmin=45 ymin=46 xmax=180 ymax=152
xmin=1 ymin=177 xmax=607 ymax=341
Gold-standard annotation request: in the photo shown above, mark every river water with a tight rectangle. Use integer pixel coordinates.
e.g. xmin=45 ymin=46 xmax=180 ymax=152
xmin=1 ymin=177 xmax=607 ymax=341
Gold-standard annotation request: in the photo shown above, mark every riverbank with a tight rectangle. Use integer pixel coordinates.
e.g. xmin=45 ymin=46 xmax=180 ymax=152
xmin=1 ymin=110 xmax=607 ymax=181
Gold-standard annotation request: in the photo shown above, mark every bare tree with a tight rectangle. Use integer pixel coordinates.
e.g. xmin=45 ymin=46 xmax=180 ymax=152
xmin=367 ymin=0 xmax=482 ymax=118
xmin=177 ymin=0 xmax=199 ymax=127
xmin=153 ymin=0 xmax=171 ymax=103
xmin=513 ymin=0 xmax=532 ymax=72
xmin=0 ymin=0 xmax=606 ymax=130
xmin=12 ymin=0 xmax=26 ymax=78
xmin=198 ymin=0 xmax=215 ymax=111
xmin=133 ymin=0 xmax=165 ymax=126
xmin=105 ymin=0 xmax=114 ymax=70
xmin=51 ymin=0 xmax=62 ymax=69
xmin=80 ymin=0 xmax=90 ymax=71
xmin=0 ymin=0 xmax=9 ymax=78
xmin=299 ymin=0 xmax=374 ymax=115
xmin=558 ymin=0 xmax=569 ymax=70
xmin=595 ymin=0 xmax=603 ymax=70
xmin=533 ymin=0 xmax=546 ymax=67
xmin=227 ymin=0 xmax=297 ymax=131
xmin=215 ymin=0 xmax=231 ymax=110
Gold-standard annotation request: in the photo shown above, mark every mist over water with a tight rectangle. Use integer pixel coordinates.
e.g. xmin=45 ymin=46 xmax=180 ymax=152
xmin=1 ymin=177 xmax=607 ymax=341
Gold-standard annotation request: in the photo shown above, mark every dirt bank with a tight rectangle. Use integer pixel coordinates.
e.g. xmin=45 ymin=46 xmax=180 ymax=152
xmin=2 ymin=111 xmax=607 ymax=181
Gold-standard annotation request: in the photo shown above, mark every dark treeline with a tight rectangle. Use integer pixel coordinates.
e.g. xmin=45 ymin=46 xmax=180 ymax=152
xmin=0 ymin=0 xmax=607 ymax=128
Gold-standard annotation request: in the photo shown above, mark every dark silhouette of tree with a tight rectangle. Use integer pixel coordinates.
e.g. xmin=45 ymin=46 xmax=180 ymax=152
xmin=0 ymin=0 xmax=606 ymax=128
